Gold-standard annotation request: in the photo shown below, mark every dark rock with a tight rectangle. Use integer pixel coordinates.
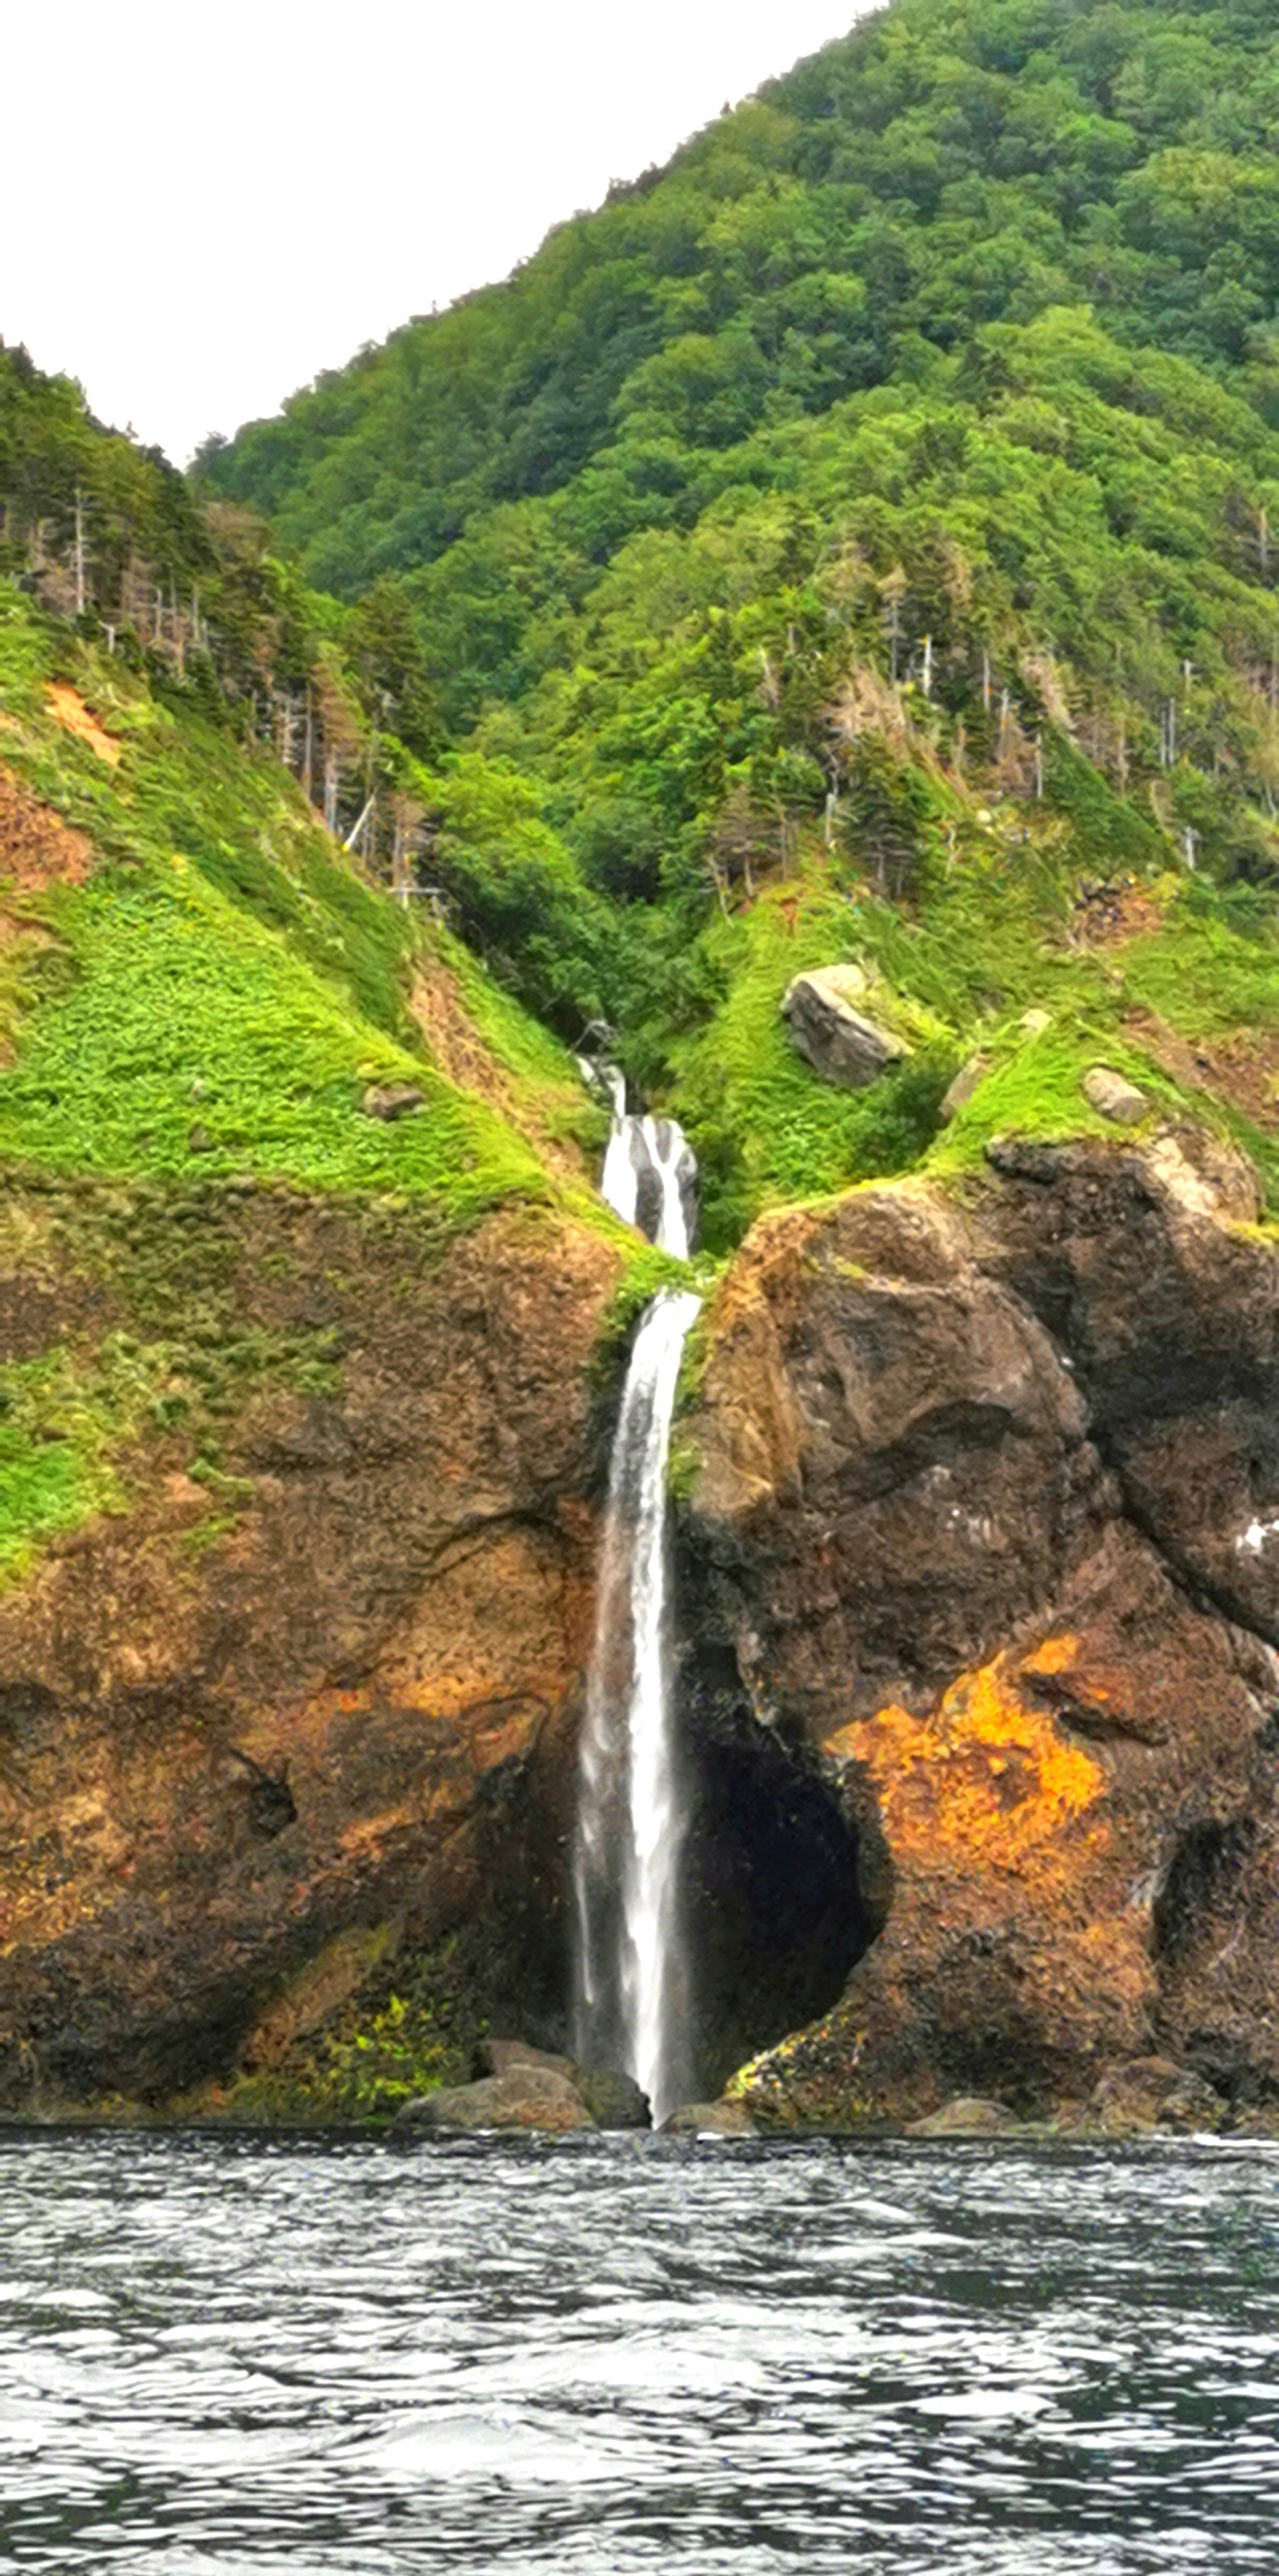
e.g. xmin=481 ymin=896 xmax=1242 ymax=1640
xmin=0 ymin=1195 xmax=619 ymax=2113
xmin=781 ymin=968 xmax=907 ymax=1090
xmin=1088 ymin=2056 xmax=1225 ymax=2134
xmin=576 ymin=2068 xmax=650 ymax=2129
xmin=187 ymin=1124 xmax=213 ymax=1153
xmin=395 ymin=2066 xmax=596 ymax=2134
xmin=362 ymin=1082 xmax=424 ymax=1121
xmin=685 ymin=1142 xmax=1279 ymax=2130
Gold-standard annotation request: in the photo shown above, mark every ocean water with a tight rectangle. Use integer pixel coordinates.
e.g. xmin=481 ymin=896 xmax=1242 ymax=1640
xmin=3 ymin=2130 xmax=1278 ymax=2573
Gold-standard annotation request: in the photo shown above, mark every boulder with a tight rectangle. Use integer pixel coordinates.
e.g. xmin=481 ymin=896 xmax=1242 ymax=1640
xmin=395 ymin=2066 xmax=597 ymax=2135
xmin=475 ymin=2037 xmax=576 ymax=2082
xmin=940 ymin=1053 xmax=988 ymax=1120
xmin=576 ymin=2068 xmax=650 ymax=2129
xmin=660 ymin=2100 xmax=756 ymax=2136
xmin=362 ymin=1081 xmax=424 ymax=1120
xmin=1082 ymin=1064 xmax=1146 ymax=1125
xmin=908 ymin=2096 xmax=1014 ymax=2138
xmin=781 ymin=968 xmax=906 ymax=1090
xmin=1088 ymin=2057 xmax=1225 ymax=2135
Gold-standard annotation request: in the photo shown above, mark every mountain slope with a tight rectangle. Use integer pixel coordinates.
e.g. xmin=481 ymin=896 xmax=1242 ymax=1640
xmin=191 ymin=0 xmax=1279 ymax=1257
xmin=200 ymin=0 xmax=1279 ymax=601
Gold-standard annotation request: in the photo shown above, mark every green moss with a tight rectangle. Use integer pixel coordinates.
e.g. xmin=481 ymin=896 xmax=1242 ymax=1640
xmin=0 ymin=1339 xmax=169 ymax=1581
xmin=0 ymin=588 xmax=597 ymax=1243
xmin=208 ymin=1932 xmax=493 ymax=2125
xmin=0 ymin=1356 xmax=106 ymax=1575
xmin=1119 ymin=890 xmax=1279 ymax=1040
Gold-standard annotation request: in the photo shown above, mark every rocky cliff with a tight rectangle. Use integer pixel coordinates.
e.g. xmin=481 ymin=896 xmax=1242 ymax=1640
xmin=681 ymin=1129 xmax=1279 ymax=2127
xmin=0 ymin=1181 xmax=618 ymax=2112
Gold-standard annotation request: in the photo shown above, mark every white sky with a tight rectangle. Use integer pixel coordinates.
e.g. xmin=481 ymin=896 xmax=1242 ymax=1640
xmin=3 ymin=0 xmax=865 ymax=469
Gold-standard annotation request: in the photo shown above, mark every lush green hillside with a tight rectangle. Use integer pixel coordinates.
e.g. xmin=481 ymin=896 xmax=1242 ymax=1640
xmin=200 ymin=0 xmax=1279 ymax=606
xmin=192 ymin=0 xmax=1279 ymax=1249
xmin=0 ymin=557 xmax=617 ymax=1581
xmin=10 ymin=0 xmax=1279 ymax=1264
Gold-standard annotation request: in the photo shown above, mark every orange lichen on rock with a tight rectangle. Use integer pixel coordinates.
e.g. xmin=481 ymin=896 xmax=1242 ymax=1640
xmin=826 ymin=1650 xmax=1105 ymax=1876
xmin=44 ymin=681 xmax=120 ymax=764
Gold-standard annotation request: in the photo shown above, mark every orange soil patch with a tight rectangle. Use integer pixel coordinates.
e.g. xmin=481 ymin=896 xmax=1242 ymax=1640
xmin=826 ymin=1648 xmax=1105 ymax=1880
xmin=1124 ymin=1005 xmax=1279 ymax=1132
xmin=0 ymin=765 xmax=92 ymax=892
xmin=44 ymin=680 xmax=120 ymax=765
xmin=1069 ymin=875 xmax=1166 ymax=948
xmin=409 ymin=962 xmax=589 ymax=1182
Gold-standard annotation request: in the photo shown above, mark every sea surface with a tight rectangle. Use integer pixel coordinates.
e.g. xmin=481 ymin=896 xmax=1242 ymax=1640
xmin=2 ymin=2129 xmax=1278 ymax=2573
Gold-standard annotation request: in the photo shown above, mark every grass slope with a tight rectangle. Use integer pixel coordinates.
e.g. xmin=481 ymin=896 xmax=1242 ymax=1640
xmin=0 ymin=584 xmax=629 ymax=1582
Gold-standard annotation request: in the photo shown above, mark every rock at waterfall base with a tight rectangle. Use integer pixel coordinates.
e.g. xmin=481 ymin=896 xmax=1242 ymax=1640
xmin=473 ymin=2042 xmax=650 ymax=2129
xmin=576 ymin=2069 xmax=651 ymax=2129
xmin=908 ymin=2097 xmax=1015 ymax=2137
xmin=1087 ymin=2058 xmax=1226 ymax=2134
xmin=660 ymin=2101 xmax=757 ymax=2136
xmin=476 ymin=2037 xmax=577 ymax=2082
xmin=395 ymin=2066 xmax=597 ymax=2134
xmin=780 ymin=968 xmax=906 ymax=1090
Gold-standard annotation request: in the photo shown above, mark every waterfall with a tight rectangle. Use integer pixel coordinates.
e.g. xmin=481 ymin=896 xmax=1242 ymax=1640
xmin=573 ymin=1068 xmax=700 ymax=2125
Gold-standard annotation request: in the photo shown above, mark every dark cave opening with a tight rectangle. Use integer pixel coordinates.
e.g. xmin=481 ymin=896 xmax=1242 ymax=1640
xmin=1153 ymin=1815 xmax=1257 ymax=1969
xmin=473 ymin=1677 xmax=885 ymax=2112
xmin=678 ymin=1673 xmax=884 ymax=2099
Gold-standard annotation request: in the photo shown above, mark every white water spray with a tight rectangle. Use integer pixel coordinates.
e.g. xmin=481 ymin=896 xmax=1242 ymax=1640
xmin=573 ymin=1067 xmax=700 ymax=2124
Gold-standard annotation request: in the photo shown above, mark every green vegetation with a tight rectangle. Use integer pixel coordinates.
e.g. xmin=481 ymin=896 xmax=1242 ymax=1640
xmin=0 ymin=1349 xmax=117 ymax=1578
xmin=202 ymin=1928 xmax=512 ymax=2126
xmin=7 ymin=0 xmax=1279 ymax=1263
xmin=188 ymin=0 xmax=1279 ymax=1237
xmin=0 ymin=586 xmax=582 ymax=1215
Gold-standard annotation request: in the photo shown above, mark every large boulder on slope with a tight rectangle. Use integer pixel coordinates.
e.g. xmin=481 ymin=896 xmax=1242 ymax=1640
xmin=1082 ymin=1064 xmax=1147 ymax=1125
xmin=781 ymin=967 xmax=907 ymax=1089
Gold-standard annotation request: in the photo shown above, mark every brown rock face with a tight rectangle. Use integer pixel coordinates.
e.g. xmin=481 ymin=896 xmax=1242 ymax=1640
xmin=683 ymin=1138 xmax=1279 ymax=2126
xmin=0 ymin=1192 xmax=617 ymax=2112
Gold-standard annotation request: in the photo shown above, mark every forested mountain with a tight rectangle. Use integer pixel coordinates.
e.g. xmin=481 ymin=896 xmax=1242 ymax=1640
xmin=201 ymin=0 xmax=1279 ymax=600
xmin=191 ymin=0 xmax=1279 ymax=1247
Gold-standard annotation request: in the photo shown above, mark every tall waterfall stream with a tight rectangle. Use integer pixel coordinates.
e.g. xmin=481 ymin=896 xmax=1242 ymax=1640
xmin=573 ymin=1068 xmax=700 ymax=2125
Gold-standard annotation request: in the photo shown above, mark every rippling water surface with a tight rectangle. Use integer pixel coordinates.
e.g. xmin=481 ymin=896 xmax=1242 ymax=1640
xmin=4 ymin=2131 xmax=1279 ymax=2572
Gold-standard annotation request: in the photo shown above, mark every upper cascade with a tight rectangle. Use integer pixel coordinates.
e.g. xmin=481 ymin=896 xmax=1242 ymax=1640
xmin=588 ymin=1065 xmax=697 ymax=1260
